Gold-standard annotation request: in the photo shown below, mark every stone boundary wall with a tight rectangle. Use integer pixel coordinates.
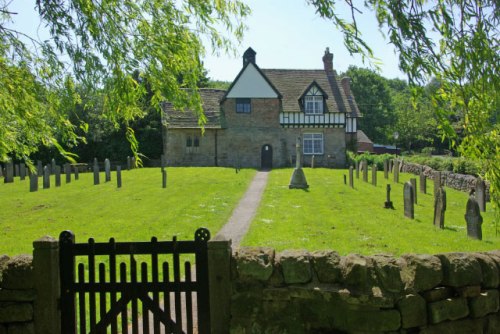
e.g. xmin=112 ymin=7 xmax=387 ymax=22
xmin=230 ymin=248 xmax=500 ymax=333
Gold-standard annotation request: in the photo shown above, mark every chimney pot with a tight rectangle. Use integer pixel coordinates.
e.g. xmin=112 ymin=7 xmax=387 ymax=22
xmin=322 ymin=47 xmax=333 ymax=72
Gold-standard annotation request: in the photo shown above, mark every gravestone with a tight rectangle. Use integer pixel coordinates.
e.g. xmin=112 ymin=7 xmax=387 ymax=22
xmin=117 ymin=166 xmax=122 ymax=188
xmin=465 ymin=195 xmax=483 ymax=240
xmin=433 ymin=186 xmax=446 ymax=229
xmin=383 ymin=160 xmax=389 ymax=179
xmin=349 ymin=166 xmax=354 ymax=188
xmin=74 ymin=167 xmax=79 ymax=180
xmin=362 ymin=161 xmax=368 ymax=182
xmin=43 ymin=166 xmax=50 ymax=189
xmin=434 ymin=171 xmax=441 ymax=195
xmin=4 ymin=162 xmax=14 ymax=183
xmin=420 ymin=172 xmax=426 ymax=194
xmin=37 ymin=160 xmax=43 ymax=176
xmin=55 ymin=166 xmax=61 ymax=187
xmin=161 ymin=154 xmax=166 ymax=170
xmin=64 ymin=163 xmax=71 ymax=183
xmin=127 ymin=156 xmax=131 ymax=170
xmin=93 ymin=158 xmax=100 ymax=185
xmin=403 ymin=181 xmax=414 ymax=219
xmin=355 ymin=160 xmax=359 ymax=179
xmin=372 ymin=165 xmax=377 ymax=186
xmin=0 ymin=164 xmax=3 ymax=178
xmin=14 ymin=164 xmax=19 ymax=177
xmin=105 ymin=158 xmax=111 ymax=182
xmin=410 ymin=178 xmax=417 ymax=204
xmin=384 ymin=184 xmax=394 ymax=209
xmin=393 ymin=160 xmax=399 ymax=183
xmin=343 ymin=175 xmax=346 ymax=185
xmin=29 ymin=173 xmax=38 ymax=192
xmin=162 ymin=169 xmax=167 ymax=188
xmin=389 ymin=159 xmax=394 ymax=173
xmin=475 ymin=179 xmax=486 ymax=212
xmin=289 ymin=137 xmax=309 ymax=189
xmin=51 ymin=159 xmax=56 ymax=174
xmin=131 ymin=157 xmax=136 ymax=169
xmin=311 ymin=155 xmax=315 ymax=169
xmin=20 ymin=163 xmax=26 ymax=180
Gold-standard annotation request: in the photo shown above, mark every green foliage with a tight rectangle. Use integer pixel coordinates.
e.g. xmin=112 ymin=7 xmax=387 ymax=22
xmin=348 ymin=152 xmax=393 ymax=170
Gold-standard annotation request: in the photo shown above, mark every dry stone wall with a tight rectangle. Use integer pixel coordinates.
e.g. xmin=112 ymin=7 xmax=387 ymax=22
xmin=230 ymin=247 xmax=500 ymax=333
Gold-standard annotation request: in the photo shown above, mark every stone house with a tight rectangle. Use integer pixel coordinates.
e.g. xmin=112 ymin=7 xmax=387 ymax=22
xmin=162 ymin=47 xmax=361 ymax=168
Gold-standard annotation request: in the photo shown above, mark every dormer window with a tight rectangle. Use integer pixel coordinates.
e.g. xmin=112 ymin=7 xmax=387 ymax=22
xmin=304 ymin=86 xmax=324 ymax=114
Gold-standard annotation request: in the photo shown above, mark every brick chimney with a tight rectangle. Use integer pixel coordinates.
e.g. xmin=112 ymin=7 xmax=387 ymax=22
xmin=243 ymin=47 xmax=256 ymax=66
xmin=322 ymin=47 xmax=333 ymax=72
xmin=341 ymin=77 xmax=352 ymax=98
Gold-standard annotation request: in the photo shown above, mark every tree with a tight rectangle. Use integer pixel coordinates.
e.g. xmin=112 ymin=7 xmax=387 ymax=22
xmin=0 ymin=0 xmax=249 ymax=166
xmin=309 ymin=0 xmax=500 ymax=217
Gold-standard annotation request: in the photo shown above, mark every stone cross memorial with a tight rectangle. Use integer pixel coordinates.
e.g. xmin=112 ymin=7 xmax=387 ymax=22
xmin=475 ymin=179 xmax=486 ymax=212
xmin=105 ymin=158 xmax=111 ymax=182
xmin=384 ymin=184 xmax=394 ymax=209
xmin=289 ymin=137 xmax=309 ymax=189
xmin=433 ymin=186 xmax=446 ymax=229
xmin=465 ymin=195 xmax=483 ymax=240
xmin=403 ymin=181 xmax=414 ymax=219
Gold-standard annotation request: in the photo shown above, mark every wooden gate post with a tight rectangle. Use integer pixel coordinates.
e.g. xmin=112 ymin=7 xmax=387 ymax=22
xmin=33 ymin=236 xmax=61 ymax=334
xmin=208 ymin=239 xmax=232 ymax=334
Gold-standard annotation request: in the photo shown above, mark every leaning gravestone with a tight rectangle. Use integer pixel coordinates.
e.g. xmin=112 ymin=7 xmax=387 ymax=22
xmin=349 ymin=166 xmax=354 ymax=188
xmin=4 ymin=162 xmax=14 ymax=183
xmin=64 ymin=163 xmax=71 ymax=184
xmin=372 ymin=165 xmax=377 ymax=186
xmin=420 ymin=171 xmax=426 ymax=194
xmin=289 ymin=137 xmax=309 ymax=189
xmin=37 ymin=160 xmax=43 ymax=176
xmin=434 ymin=171 xmax=442 ymax=195
xmin=20 ymin=163 xmax=26 ymax=180
xmin=362 ymin=161 xmax=368 ymax=182
xmin=43 ymin=166 xmax=50 ymax=189
xmin=55 ymin=166 xmax=61 ymax=187
xmin=105 ymin=158 xmax=111 ymax=182
xmin=475 ymin=179 xmax=486 ymax=212
xmin=383 ymin=160 xmax=389 ymax=179
xmin=116 ymin=166 xmax=122 ymax=188
xmin=355 ymin=160 xmax=359 ymax=179
xmin=433 ymin=186 xmax=446 ymax=229
xmin=465 ymin=195 xmax=483 ymax=240
xmin=404 ymin=181 xmax=414 ymax=219
xmin=384 ymin=184 xmax=394 ymax=209
xmin=410 ymin=178 xmax=417 ymax=204
xmin=93 ymin=158 xmax=100 ymax=185
xmin=29 ymin=173 xmax=38 ymax=192
xmin=393 ymin=160 xmax=400 ymax=183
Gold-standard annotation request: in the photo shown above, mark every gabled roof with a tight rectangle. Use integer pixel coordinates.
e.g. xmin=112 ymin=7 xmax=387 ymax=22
xmin=163 ymin=89 xmax=225 ymax=129
xmin=223 ymin=61 xmax=282 ymax=100
xmin=357 ymin=130 xmax=373 ymax=144
xmin=298 ymin=80 xmax=329 ymax=101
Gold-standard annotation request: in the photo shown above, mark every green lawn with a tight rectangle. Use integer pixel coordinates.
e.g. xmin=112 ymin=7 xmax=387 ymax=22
xmin=241 ymin=168 xmax=499 ymax=255
xmin=0 ymin=167 xmax=256 ymax=255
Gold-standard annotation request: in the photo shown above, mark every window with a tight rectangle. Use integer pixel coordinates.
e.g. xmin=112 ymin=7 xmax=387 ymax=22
xmin=303 ymin=133 xmax=324 ymax=155
xmin=186 ymin=136 xmax=192 ymax=147
xmin=236 ymin=98 xmax=251 ymax=113
xmin=304 ymin=86 xmax=323 ymax=114
xmin=194 ymin=137 xmax=200 ymax=147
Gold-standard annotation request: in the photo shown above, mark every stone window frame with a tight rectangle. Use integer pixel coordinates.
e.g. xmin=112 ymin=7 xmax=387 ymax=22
xmin=303 ymin=133 xmax=324 ymax=155
xmin=236 ymin=98 xmax=251 ymax=113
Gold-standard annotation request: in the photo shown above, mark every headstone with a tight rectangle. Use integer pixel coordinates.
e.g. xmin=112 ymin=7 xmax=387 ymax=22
xmin=410 ymin=178 xmax=417 ymax=204
xmin=475 ymin=179 xmax=486 ymax=212
xmin=0 ymin=164 xmax=3 ymax=178
xmin=117 ymin=166 xmax=122 ymax=188
xmin=384 ymin=184 xmax=394 ymax=209
xmin=4 ymin=162 xmax=14 ymax=183
xmin=29 ymin=173 xmax=38 ymax=192
xmin=355 ymin=160 xmax=359 ymax=179
xmin=14 ymin=164 xmax=19 ymax=177
xmin=393 ymin=160 xmax=399 ymax=183
xmin=433 ymin=186 xmax=446 ymax=229
xmin=289 ymin=137 xmax=309 ymax=189
xmin=51 ymin=159 xmax=56 ymax=174
xmin=43 ymin=166 xmax=50 ymax=189
xmin=64 ymin=163 xmax=71 ymax=183
xmin=37 ymin=160 xmax=43 ymax=176
xmin=55 ymin=166 xmax=61 ymax=187
xmin=372 ymin=165 xmax=377 ymax=186
xmin=403 ymin=181 xmax=414 ymax=219
xmin=349 ymin=166 xmax=354 ymax=188
xmin=20 ymin=163 xmax=26 ymax=180
xmin=105 ymin=158 xmax=111 ymax=182
xmin=93 ymin=158 xmax=100 ymax=185
xmin=127 ymin=156 xmax=131 ymax=170
xmin=383 ymin=160 xmax=389 ymax=179
xmin=389 ymin=159 xmax=394 ymax=173
xmin=311 ymin=155 xmax=315 ymax=169
xmin=420 ymin=172 xmax=426 ymax=194
xmin=434 ymin=171 xmax=441 ymax=195
xmin=343 ymin=174 xmax=346 ymax=185
xmin=74 ymin=167 xmax=79 ymax=180
xmin=131 ymin=157 xmax=136 ymax=169
xmin=162 ymin=169 xmax=167 ymax=188
xmin=362 ymin=161 xmax=368 ymax=182
xmin=465 ymin=196 xmax=483 ymax=240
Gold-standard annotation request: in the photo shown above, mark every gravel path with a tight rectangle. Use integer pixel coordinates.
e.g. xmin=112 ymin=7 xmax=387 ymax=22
xmin=214 ymin=170 xmax=270 ymax=247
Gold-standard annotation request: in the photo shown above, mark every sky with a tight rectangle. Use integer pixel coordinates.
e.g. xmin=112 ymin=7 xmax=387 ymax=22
xmin=7 ymin=0 xmax=406 ymax=82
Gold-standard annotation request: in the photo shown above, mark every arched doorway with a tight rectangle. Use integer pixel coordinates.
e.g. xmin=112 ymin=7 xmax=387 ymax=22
xmin=261 ymin=144 xmax=273 ymax=170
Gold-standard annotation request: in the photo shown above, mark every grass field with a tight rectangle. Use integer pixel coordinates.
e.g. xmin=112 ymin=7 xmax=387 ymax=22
xmin=241 ymin=168 xmax=499 ymax=255
xmin=0 ymin=167 xmax=256 ymax=255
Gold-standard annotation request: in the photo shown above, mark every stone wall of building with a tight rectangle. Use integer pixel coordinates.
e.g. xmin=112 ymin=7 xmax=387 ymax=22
xmin=230 ymin=247 xmax=500 ymax=333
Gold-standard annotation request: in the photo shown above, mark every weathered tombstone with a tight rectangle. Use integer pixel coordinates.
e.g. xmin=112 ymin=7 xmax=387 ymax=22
xmin=105 ymin=158 xmax=111 ymax=182
xmin=127 ymin=156 xmax=131 ymax=170
xmin=465 ymin=196 xmax=483 ymax=240
xmin=362 ymin=161 xmax=368 ymax=182
xmin=131 ymin=157 xmax=136 ymax=169
xmin=389 ymin=159 xmax=394 ymax=173
xmin=372 ymin=165 xmax=377 ymax=186
xmin=51 ymin=158 xmax=56 ymax=174
xmin=43 ymin=166 xmax=50 ymax=189
xmin=4 ymin=162 xmax=14 ymax=183
xmin=475 ymin=179 xmax=486 ymax=212
xmin=420 ymin=171 xmax=426 ymax=194
xmin=403 ymin=181 xmax=414 ymax=219
xmin=393 ymin=160 xmax=399 ymax=183
xmin=20 ymin=163 xmax=26 ymax=180
xmin=93 ymin=158 xmax=100 ymax=185
xmin=162 ymin=169 xmax=167 ymax=188
xmin=410 ymin=178 xmax=417 ymax=204
xmin=433 ymin=171 xmax=441 ymax=195
xmin=29 ymin=173 xmax=38 ymax=192
xmin=384 ymin=184 xmax=394 ymax=209
xmin=433 ymin=186 xmax=446 ymax=229
xmin=355 ymin=160 xmax=359 ymax=179
xmin=383 ymin=160 xmax=389 ymax=179
xmin=14 ymin=164 xmax=19 ymax=177
xmin=74 ymin=166 xmax=79 ymax=180
xmin=37 ymin=160 xmax=43 ymax=176
xmin=64 ymin=163 xmax=71 ymax=184
xmin=289 ymin=137 xmax=309 ymax=189
xmin=117 ymin=166 xmax=122 ymax=188
xmin=349 ymin=166 xmax=354 ymax=188
xmin=311 ymin=155 xmax=315 ymax=169
xmin=55 ymin=166 xmax=61 ymax=187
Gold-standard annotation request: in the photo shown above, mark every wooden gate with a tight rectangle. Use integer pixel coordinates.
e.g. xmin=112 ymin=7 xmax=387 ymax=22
xmin=59 ymin=228 xmax=211 ymax=334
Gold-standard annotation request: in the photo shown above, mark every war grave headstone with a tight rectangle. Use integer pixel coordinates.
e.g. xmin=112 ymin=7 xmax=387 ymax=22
xmin=349 ymin=166 xmax=354 ymax=188
xmin=433 ymin=186 xmax=446 ymax=229
xmin=384 ymin=184 xmax=394 ymax=209
xmin=64 ymin=163 xmax=71 ymax=184
xmin=117 ymin=166 xmax=122 ymax=188
xmin=14 ymin=164 xmax=19 ymax=177
xmin=410 ymin=178 xmax=417 ymax=204
xmin=433 ymin=171 xmax=442 ymax=195
xmin=362 ymin=160 xmax=368 ymax=182
xmin=51 ymin=158 xmax=56 ymax=174
xmin=355 ymin=160 xmax=359 ymax=179
xmin=105 ymin=158 xmax=111 ymax=182
xmin=475 ymin=179 xmax=486 ymax=212
xmin=20 ymin=163 xmax=26 ymax=180
xmin=372 ymin=165 xmax=377 ymax=186
xmin=404 ymin=181 xmax=414 ymax=219
xmin=289 ymin=137 xmax=309 ymax=189
xmin=384 ymin=160 xmax=389 ymax=179
xmin=465 ymin=195 xmax=483 ymax=240
xmin=55 ymin=166 xmax=61 ymax=187
xmin=29 ymin=173 xmax=38 ymax=192
xmin=4 ymin=162 xmax=14 ymax=183
xmin=420 ymin=170 xmax=426 ymax=194
xmin=43 ymin=166 xmax=50 ymax=189
xmin=93 ymin=158 xmax=100 ymax=185
xmin=393 ymin=160 xmax=399 ymax=183
xmin=37 ymin=160 xmax=43 ymax=176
